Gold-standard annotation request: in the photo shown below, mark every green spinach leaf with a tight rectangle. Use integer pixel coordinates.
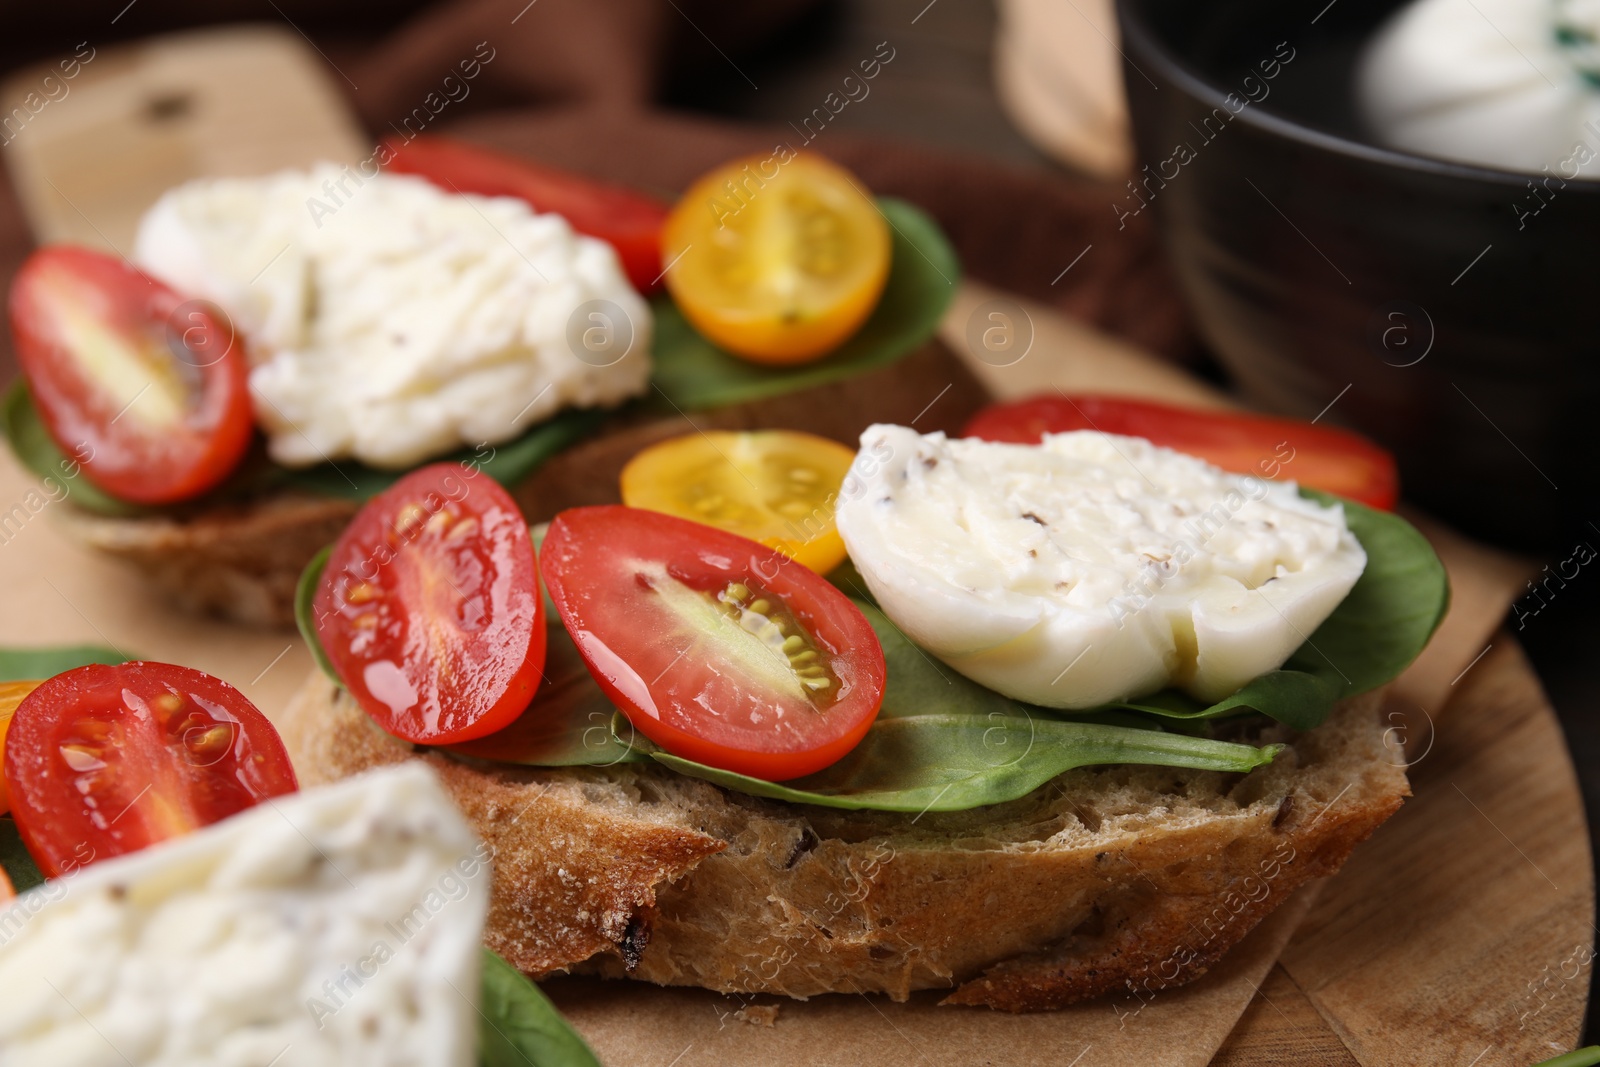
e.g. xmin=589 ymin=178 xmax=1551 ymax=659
xmin=1531 ymin=1049 xmax=1600 ymax=1067
xmin=0 ymin=645 xmax=125 ymax=681
xmin=633 ymin=602 xmax=1279 ymax=812
xmin=650 ymin=718 xmax=1276 ymax=813
xmin=275 ymin=409 xmax=607 ymax=503
xmin=0 ymin=382 xmax=144 ymax=517
xmin=1292 ymin=489 xmax=1451 ymax=696
xmin=0 ymin=818 xmax=44 ymax=893
xmin=294 ymin=547 xmax=343 ymax=686
xmin=424 ymin=588 xmax=1277 ymax=812
xmin=2 ymin=377 xmax=605 ymax=513
xmin=1099 ymin=491 xmax=1449 ymax=730
xmin=446 ymin=624 xmax=647 ymax=768
xmin=478 ymin=949 xmax=600 ymax=1067
xmin=865 ymin=599 xmax=1020 ymax=722
xmin=649 ymin=198 xmax=959 ymax=411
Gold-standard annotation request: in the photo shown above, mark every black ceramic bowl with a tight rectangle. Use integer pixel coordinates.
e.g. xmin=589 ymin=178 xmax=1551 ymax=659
xmin=1116 ymin=0 xmax=1600 ymax=551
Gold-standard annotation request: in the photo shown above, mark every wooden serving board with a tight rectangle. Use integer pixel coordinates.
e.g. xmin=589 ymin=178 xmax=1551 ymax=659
xmin=1 ymin=24 xmax=361 ymax=255
xmin=0 ymin=28 xmax=1588 ymax=1065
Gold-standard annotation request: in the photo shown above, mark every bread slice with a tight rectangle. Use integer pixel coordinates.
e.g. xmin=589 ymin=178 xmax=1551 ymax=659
xmin=279 ymin=670 xmax=1409 ymax=1011
xmin=49 ymin=339 xmax=987 ymax=627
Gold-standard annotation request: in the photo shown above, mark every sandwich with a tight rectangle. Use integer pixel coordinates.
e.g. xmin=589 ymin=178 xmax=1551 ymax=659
xmin=277 ymin=397 xmax=1445 ymax=1010
xmin=2 ymin=139 xmax=979 ymax=625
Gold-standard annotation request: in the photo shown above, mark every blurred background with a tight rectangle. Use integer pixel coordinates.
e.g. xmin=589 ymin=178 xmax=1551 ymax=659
xmin=0 ymin=0 xmax=1593 ymax=1045
xmin=0 ymin=0 xmax=1055 ymax=163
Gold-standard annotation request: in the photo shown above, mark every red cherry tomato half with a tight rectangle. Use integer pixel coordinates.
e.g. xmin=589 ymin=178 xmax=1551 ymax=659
xmin=9 ymin=246 xmax=254 ymax=505
xmin=314 ymin=463 xmax=546 ymax=745
xmin=963 ymin=394 xmax=1400 ymax=510
xmin=4 ymin=661 xmax=297 ymax=877
xmin=381 ymin=135 xmax=670 ymax=295
xmin=540 ymin=506 xmax=886 ymax=781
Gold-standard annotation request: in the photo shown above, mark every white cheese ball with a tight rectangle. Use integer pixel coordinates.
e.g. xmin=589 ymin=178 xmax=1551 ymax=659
xmin=0 ymin=763 xmax=489 ymax=1067
xmin=135 ymin=165 xmax=652 ymax=469
xmin=1357 ymin=0 xmax=1600 ymax=176
xmin=834 ymin=425 xmax=1367 ymax=709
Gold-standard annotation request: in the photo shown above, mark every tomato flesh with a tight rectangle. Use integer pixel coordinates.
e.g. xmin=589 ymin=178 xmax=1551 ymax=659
xmin=963 ymin=394 xmax=1400 ymax=510
xmin=540 ymin=506 xmax=886 ymax=780
xmin=0 ymin=680 xmax=42 ymax=816
xmin=314 ymin=463 xmax=546 ymax=745
xmin=381 ymin=135 xmax=669 ymax=295
xmin=4 ymin=662 xmax=297 ymax=877
xmin=9 ymin=246 xmax=254 ymax=505
xmin=620 ymin=430 xmax=857 ymax=574
xmin=661 ymin=152 xmax=892 ymax=365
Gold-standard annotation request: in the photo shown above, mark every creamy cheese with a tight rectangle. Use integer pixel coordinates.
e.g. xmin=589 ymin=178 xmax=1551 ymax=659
xmin=834 ymin=425 xmax=1367 ymax=709
xmin=1358 ymin=0 xmax=1600 ymax=177
xmin=0 ymin=763 xmax=489 ymax=1067
xmin=135 ymin=166 xmax=652 ymax=469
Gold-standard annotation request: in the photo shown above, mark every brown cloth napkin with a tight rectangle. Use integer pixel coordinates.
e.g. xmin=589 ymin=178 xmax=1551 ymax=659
xmin=340 ymin=0 xmax=821 ymax=120
xmin=0 ymin=0 xmax=820 ymax=118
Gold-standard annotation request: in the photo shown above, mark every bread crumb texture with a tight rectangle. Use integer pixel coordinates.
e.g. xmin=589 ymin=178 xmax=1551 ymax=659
xmin=735 ymin=1003 xmax=782 ymax=1026
xmin=282 ymin=674 xmax=1407 ymax=1011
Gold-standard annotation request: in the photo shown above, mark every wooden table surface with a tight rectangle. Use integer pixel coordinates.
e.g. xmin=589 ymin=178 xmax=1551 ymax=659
xmin=1214 ymin=639 xmax=1594 ymax=1065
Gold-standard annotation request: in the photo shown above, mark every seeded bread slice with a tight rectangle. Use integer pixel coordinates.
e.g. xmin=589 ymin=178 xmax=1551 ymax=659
xmin=48 ymin=339 xmax=987 ymax=627
xmin=279 ymin=670 xmax=1408 ymax=1012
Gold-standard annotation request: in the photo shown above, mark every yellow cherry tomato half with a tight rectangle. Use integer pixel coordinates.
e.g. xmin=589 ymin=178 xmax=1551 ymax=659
xmin=0 ymin=680 xmax=43 ymax=816
xmin=661 ymin=151 xmax=892 ymax=365
xmin=620 ymin=430 xmax=857 ymax=574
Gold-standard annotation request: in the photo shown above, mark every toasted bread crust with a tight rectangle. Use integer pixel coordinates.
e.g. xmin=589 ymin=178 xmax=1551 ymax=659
xmin=51 ymin=339 xmax=986 ymax=627
xmin=56 ymin=492 xmax=359 ymax=626
xmin=280 ymin=671 xmax=1408 ymax=1011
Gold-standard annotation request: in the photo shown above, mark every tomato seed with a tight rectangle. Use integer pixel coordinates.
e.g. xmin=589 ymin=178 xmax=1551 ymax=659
xmin=58 ymin=744 xmax=106 ymax=772
xmin=394 ymin=503 xmax=427 ymax=536
xmin=712 ymin=576 xmax=840 ymax=700
xmin=185 ymin=724 xmax=234 ymax=759
xmin=175 ymin=711 xmax=210 ymax=736
xmin=74 ymin=720 xmax=113 ymax=742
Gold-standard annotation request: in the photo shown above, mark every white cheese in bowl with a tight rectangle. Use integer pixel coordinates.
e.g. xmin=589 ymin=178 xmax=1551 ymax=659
xmin=0 ymin=763 xmax=489 ymax=1067
xmin=134 ymin=165 xmax=652 ymax=469
xmin=834 ymin=425 xmax=1366 ymax=709
xmin=1358 ymin=0 xmax=1600 ymax=177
